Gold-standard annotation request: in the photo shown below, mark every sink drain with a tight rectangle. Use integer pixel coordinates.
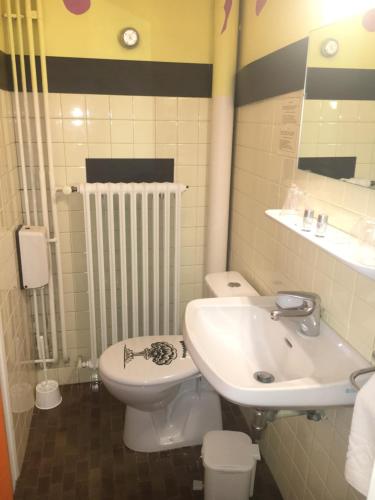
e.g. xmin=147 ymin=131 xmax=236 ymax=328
xmin=254 ymin=371 xmax=275 ymax=383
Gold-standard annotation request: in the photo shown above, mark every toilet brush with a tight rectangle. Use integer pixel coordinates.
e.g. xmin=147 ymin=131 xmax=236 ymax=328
xmin=39 ymin=336 xmax=49 ymax=386
xmin=35 ymin=335 xmax=62 ymax=410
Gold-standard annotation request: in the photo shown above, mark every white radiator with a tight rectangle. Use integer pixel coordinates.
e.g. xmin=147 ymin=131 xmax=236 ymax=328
xmin=80 ymin=182 xmax=186 ymax=366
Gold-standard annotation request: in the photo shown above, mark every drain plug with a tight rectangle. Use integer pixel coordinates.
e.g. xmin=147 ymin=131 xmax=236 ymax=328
xmin=254 ymin=371 xmax=275 ymax=383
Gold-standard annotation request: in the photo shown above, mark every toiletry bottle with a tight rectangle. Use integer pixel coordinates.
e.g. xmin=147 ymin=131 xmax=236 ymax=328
xmin=302 ymin=209 xmax=314 ymax=231
xmin=315 ymin=214 xmax=328 ymax=237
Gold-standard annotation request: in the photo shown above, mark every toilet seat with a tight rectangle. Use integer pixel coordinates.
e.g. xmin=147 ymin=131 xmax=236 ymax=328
xmin=99 ymin=335 xmax=198 ymax=387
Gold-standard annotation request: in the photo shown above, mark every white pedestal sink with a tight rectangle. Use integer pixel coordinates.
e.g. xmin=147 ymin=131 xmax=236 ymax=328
xmin=184 ymin=296 xmax=369 ymax=409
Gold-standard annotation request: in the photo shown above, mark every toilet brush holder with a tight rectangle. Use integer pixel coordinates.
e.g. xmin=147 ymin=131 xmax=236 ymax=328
xmin=35 ymin=335 xmax=62 ymax=410
xmin=35 ymin=380 xmax=62 ymax=410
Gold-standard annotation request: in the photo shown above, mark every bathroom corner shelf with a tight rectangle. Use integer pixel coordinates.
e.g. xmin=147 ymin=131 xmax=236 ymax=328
xmin=265 ymin=209 xmax=375 ymax=280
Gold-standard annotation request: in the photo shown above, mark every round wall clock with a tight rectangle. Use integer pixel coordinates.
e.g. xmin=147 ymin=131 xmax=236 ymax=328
xmin=119 ymin=28 xmax=140 ymax=49
xmin=320 ymin=38 xmax=339 ymax=58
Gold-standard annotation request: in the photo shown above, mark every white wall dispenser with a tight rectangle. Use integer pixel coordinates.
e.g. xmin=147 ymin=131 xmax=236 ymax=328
xmin=16 ymin=225 xmax=49 ymax=289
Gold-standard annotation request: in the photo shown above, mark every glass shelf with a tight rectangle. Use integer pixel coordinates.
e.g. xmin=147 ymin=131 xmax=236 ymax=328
xmin=265 ymin=209 xmax=375 ymax=280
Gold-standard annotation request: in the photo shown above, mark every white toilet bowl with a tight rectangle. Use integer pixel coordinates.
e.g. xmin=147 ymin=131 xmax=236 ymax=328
xmin=99 ymin=334 xmax=222 ymax=452
xmin=99 ymin=272 xmax=258 ymax=452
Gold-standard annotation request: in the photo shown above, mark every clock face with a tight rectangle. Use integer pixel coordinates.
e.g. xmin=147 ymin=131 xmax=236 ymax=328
xmin=321 ymin=38 xmax=339 ymax=57
xmin=121 ymin=28 xmax=139 ymax=48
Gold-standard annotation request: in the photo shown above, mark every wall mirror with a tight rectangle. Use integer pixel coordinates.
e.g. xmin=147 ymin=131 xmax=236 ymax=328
xmin=298 ymin=12 xmax=375 ymax=189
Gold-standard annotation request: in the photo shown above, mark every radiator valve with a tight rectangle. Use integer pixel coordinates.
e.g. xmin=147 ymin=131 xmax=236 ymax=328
xmin=77 ymin=356 xmax=95 ymax=369
xmin=90 ymin=371 xmax=100 ymax=392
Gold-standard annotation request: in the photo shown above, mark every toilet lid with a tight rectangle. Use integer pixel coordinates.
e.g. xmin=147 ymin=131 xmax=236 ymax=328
xmin=99 ymin=335 xmax=198 ymax=386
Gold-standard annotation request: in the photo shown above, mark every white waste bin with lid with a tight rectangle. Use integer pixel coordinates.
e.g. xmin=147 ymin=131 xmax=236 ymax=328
xmin=202 ymin=430 xmax=260 ymax=500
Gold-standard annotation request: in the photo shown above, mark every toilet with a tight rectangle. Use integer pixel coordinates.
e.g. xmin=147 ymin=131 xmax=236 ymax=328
xmin=99 ymin=271 xmax=258 ymax=452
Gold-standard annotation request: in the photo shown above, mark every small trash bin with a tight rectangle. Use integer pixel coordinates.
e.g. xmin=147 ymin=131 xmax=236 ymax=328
xmin=202 ymin=431 xmax=259 ymax=500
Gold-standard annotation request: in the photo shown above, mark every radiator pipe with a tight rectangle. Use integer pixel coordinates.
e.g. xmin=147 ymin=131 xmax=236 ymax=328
xmin=25 ymin=0 xmax=59 ymax=364
xmin=36 ymin=0 xmax=69 ymax=362
xmin=56 ymin=184 xmax=189 ymax=194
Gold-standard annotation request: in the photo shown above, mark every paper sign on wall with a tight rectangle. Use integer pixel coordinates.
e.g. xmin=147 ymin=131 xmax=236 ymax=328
xmin=277 ymin=98 xmax=300 ymax=156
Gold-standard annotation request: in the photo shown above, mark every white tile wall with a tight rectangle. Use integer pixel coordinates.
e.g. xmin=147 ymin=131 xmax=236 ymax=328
xmin=0 ymin=90 xmax=36 ymax=470
xmin=34 ymin=93 xmax=211 ymax=384
xmin=230 ymin=91 xmax=375 ymax=500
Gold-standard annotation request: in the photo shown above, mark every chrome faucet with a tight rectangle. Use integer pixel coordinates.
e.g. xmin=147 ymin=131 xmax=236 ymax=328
xmin=270 ymin=291 xmax=321 ymax=337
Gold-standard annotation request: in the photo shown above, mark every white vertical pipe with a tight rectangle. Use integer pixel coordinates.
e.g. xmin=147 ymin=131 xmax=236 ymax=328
xmin=152 ymin=187 xmax=160 ymax=335
xmin=12 ymin=1 xmax=47 ymax=361
xmin=205 ymin=98 xmax=234 ymax=273
xmin=205 ymin=0 xmax=240 ymax=273
xmin=119 ymin=188 xmax=128 ymax=340
xmin=5 ymin=0 xmax=30 ymax=225
xmin=6 ymin=0 xmax=46 ymax=360
xmin=163 ymin=185 xmax=171 ymax=334
xmin=25 ymin=0 xmax=59 ymax=362
xmin=15 ymin=0 xmax=38 ymax=226
xmin=83 ymin=190 xmax=98 ymax=367
xmin=107 ymin=186 xmax=117 ymax=344
xmin=95 ymin=189 xmax=107 ymax=351
xmin=141 ymin=189 xmax=149 ymax=336
xmin=36 ymin=0 xmax=68 ymax=362
xmin=174 ymin=191 xmax=181 ymax=334
xmin=130 ymin=185 xmax=139 ymax=337
xmin=14 ymin=0 xmax=47 ymax=358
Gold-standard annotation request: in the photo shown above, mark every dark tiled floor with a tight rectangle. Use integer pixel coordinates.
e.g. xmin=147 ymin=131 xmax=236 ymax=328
xmin=15 ymin=383 xmax=282 ymax=500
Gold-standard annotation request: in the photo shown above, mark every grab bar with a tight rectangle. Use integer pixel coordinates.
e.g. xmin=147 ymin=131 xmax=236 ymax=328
xmin=350 ymin=367 xmax=375 ymax=391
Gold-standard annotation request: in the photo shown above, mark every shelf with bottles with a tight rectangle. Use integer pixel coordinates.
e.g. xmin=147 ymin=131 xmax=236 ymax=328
xmin=265 ymin=209 xmax=375 ymax=280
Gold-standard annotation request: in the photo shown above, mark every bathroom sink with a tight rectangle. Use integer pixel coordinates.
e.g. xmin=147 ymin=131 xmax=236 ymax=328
xmin=183 ymin=296 xmax=368 ymax=409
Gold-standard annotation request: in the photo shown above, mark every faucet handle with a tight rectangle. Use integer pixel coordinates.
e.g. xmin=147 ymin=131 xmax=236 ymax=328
xmin=271 ymin=291 xmax=321 ymax=335
xmin=276 ymin=291 xmax=320 ymax=310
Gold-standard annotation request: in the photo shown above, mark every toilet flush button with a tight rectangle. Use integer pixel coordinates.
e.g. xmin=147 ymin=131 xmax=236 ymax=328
xmin=228 ymin=282 xmax=241 ymax=288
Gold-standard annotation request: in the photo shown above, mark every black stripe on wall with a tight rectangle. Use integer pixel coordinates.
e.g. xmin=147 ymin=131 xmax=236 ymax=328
xmin=298 ymin=156 xmax=356 ymax=180
xmin=0 ymin=51 xmax=12 ymax=91
xmin=47 ymin=57 xmax=212 ymax=97
xmin=235 ymin=38 xmax=309 ymax=107
xmin=86 ymin=158 xmax=174 ymax=183
xmin=0 ymin=51 xmax=212 ymax=97
xmin=305 ymin=67 xmax=375 ymax=101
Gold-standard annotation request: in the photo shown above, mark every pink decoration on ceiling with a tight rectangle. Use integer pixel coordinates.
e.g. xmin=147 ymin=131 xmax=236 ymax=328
xmin=256 ymin=0 xmax=268 ymax=16
xmin=220 ymin=0 xmax=233 ymax=34
xmin=362 ymin=9 xmax=375 ymax=32
xmin=63 ymin=0 xmax=91 ymax=15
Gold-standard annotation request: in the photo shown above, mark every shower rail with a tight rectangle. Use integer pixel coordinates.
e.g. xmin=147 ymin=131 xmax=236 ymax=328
xmin=61 ymin=182 xmax=186 ymax=368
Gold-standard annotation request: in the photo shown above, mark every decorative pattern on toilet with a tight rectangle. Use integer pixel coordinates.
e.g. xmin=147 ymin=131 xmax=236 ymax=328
xmin=124 ymin=341 xmax=187 ymax=368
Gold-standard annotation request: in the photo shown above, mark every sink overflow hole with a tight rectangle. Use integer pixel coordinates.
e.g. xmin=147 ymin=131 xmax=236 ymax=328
xmin=254 ymin=371 xmax=275 ymax=384
xmin=284 ymin=338 xmax=293 ymax=348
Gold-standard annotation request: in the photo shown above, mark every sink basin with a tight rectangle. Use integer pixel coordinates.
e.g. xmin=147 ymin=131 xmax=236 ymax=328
xmin=183 ymin=296 xmax=368 ymax=409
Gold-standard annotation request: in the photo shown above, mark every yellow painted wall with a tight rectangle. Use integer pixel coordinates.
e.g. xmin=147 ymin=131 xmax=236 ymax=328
xmin=212 ymin=0 xmax=240 ymax=96
xmin=308 ymin=14 xmax=375 ymax=69
xmin=239 ymin=0 xmax=375 ymax=68
xmin=239 ymin=0 xmax=319 ymax=68
xmin=41 ymin=0 xmax=214 ymax=63
xmin=0 ymin=17 xmax=5 ymax=52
